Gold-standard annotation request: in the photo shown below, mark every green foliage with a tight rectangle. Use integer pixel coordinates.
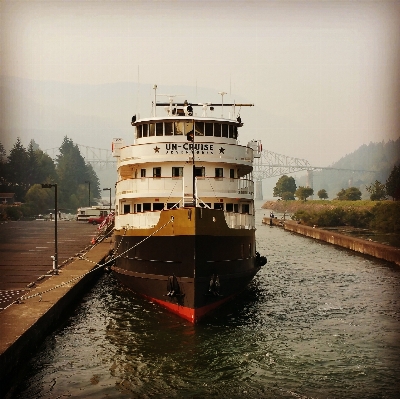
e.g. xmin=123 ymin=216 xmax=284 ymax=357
xmin=25 ymin=184 xmax=55 ymax=214
xmin=369 ymin=202 xmax=400 ymax=233
xmin=295 ymin=186 xmax=314 ymax=201
xmin=385 ymin=165 xmax=400 ymax=200
xmin=273 ymin=175 xmax=297 ymax=199
xmin=336 ymin=187 xmax=362 ymax=201
xmin=317 ymin=189 xmax=328 ymax=200
xmin=365 ymin=180 xmax=387 ymax=201
xmin=0 ymin=205 xmax=23 ymax=221
xmin=292 ymin=206 xmax=372 ymax=228
xmin=281 ymin=191 xmax=295 ymax=200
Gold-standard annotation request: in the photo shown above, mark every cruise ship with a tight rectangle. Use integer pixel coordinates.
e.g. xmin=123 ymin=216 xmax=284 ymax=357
xmin=111 ymin=86 xmax=266 ymax=323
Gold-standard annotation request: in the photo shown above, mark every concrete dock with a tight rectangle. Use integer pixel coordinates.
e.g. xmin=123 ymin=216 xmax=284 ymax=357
xmin=0 ymin=220 xmax=113 ymax=397
xmin=263 ymin=217 xmax=400 ymax=266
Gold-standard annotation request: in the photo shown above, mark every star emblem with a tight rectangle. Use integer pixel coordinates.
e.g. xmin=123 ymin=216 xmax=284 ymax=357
xmin=219 ymin=147 xmax=225 ymax=154
xmin=154 ymin=146 xmax=160 ymax=153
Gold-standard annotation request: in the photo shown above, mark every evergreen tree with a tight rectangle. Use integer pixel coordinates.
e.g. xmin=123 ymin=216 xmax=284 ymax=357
xmin=6 ymin=138 xmax=29 ymax=200
xmin=56 ymin=136 xmax=88 ymax=207
xmin=386 ymin=165 xmax=400 ymax=201
xmin=0 ymin=141 xmax=6 ymax=188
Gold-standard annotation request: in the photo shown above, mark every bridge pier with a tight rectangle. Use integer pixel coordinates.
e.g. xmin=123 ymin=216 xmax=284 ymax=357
xmin=255 ymin=179 xmax=263 ymax=201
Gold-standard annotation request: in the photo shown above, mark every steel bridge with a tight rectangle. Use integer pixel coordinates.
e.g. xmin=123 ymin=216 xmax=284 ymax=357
xmin=45 ymin=145 xmax=374 ymax=199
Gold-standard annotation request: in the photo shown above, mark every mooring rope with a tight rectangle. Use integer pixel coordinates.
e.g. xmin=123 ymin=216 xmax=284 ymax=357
xmin=7 ymin=217 xmax=174 ymax=307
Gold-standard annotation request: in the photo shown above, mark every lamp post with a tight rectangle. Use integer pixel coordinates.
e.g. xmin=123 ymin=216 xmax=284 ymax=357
xmin=41 ymin=183 xmax=58 ymax=274
xmin=103 ymin=188 xmax=111 ymax=213
xmin=85 ymin=180 xmax=91 ymax=207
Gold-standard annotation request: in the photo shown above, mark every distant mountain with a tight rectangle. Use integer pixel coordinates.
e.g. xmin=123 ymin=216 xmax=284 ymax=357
xmin=297 ymin=139 xmax=400 ymax=199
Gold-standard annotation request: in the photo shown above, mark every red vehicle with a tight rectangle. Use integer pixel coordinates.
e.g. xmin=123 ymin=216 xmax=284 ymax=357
xmin=88 ymin=215 xmax=106 ymax=225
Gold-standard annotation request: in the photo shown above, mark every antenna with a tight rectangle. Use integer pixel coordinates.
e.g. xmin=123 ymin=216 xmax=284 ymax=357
xmin=157 ymin=94 xmax=184 ymax=115
xmin=218 ymin=91 xmax=227 ymax=117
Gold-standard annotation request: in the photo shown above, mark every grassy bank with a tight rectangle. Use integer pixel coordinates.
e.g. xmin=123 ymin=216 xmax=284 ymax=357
xmin=262 ymin=200 xmax=400 ymax=233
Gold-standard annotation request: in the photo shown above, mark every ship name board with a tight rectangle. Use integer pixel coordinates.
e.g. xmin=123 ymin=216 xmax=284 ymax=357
xmin=165 ymin=143 xmax=214 ymax=154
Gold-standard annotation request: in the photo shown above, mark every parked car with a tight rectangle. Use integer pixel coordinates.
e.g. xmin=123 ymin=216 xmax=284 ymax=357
xmin=88 ymin=216 xmax=106 ymax=225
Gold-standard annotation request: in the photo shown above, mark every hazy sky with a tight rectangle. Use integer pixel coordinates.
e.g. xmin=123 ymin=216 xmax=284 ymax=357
xmin=1 ymin=0 xmax=399 ymax=167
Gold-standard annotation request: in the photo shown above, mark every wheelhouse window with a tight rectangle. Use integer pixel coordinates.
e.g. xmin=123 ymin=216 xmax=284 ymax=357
xmin=137 ymin=125 xmax=142 ymax=138
xmin=172 ymin=167 xmax=183 ymax=177
xmin=156 ymin=122 xmax=163 ymax=136
xmin=214 ymin=203 xmax=224 ymax=210
xmin=137 ymin=204 xmax=142 ymax=212
xmin=142 ymin=124 xmax=148 ymax=137
xmin=234 ymin=204 xmax=239 ymax=213
xmin=230 ymin=169 xmax=235 ymax=179
xmin=123 ymin=204 xmax=130 ymax=214
xmin=241 ymin=203 xmax=250 ymax=214
xmin=165 ymin=122 xmax=174 ymax=136
xmin=141 ymin=169 xmax=146 ymax=178
xmin=143 ymin=203 xmax=151 ymax=211
xmin=222 ymin=124 xmax=228 ymax=138
xmin=228 ymin=125 xmax=234 ymax=138
xmin=174 ymin=121 xmax=184 ymax=135
xmin=214 ymin=123 xmax=222 ymax=137
xmin=215 ymin=168 xmax=223 ymax=178
xmin=153 ymin=167 xmax=161 ymax=178
xmin=195 ymin=167 xmax=205 ymax=177
xmin=205 ymin=123 xmax=213 ymax=136
xmin=149 ymin=123 xmax=155 ymax=136
xmin=195 ymin=122 xmax=204 ymax=136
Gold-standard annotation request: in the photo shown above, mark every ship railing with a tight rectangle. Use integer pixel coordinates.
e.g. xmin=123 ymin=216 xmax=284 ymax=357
xmin=116 ymin=177 xmax=254 ymax=197
xmin=224 ymin=212 xmax=255 ymax=229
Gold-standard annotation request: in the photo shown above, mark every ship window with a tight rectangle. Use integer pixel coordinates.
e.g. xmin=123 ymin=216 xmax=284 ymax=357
xmin=141 ymin=169 xmax=146 ymax=178
xmin=230 ymin=169 xmax=234 ymax=178
xmin=137 ymin=125 xmax=143 ymax=138
xmin=242 ymin=203 xmax=250 ymax=214
xmin=165 ymin=122 xmax=173 ymax=136
xmin=137 ymin=204 xmax=142 ymax=212
xmin=167 ymin=203 xmax=179 ymax=209
xmin=186 ymin=121 xmax=194 ymax=136
xmin=233 ymin=126 xmax=238 ymax=139
xmin=205 ymin=123 xmax=213 ymax=136
xmin=214 ymin=203 xmax=223 ymax=210
xmin=143 ymin=203 xmax=151 ymax=211
xmin=142 ymin=124 xmax=148 ymax=137
xmin=172 ymin=167 xmax=183 ymax=177
xmin=234 ymin=204 xmax=239 ymax=213
xmin=226 ymin=203 xmax=234 ymax=212
xmin=153 ymin=203 xmax=164 ymax=211
xmin=149 ymin=123 xmax=155 ymax=136
xmin=228 ymin=125 xmax=234 ymax=138
xmin=156 ymin=122 xmax=163 ymax=136
xmin=222 ymin=124 xmax=228 ymax=138
xmin=194 ymin=167 xmax=205 ymax=177
xmin=153 ymin=167 xmax=161 ymax=178
xmin=174 ymin=121 xmax=184 ymax=135
xmin=214 ymin=123 xmax=221 ymax=137
xmin=195 ymin=122 xmax=204 ymax=136
xmin=215 ymin=168 xmax=223 ymax=178
xmin=123 ymin=204 xmax=130 ymax=214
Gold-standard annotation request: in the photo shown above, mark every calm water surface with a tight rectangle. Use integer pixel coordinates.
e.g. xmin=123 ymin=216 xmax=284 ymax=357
xmin=10 ymin=205 xmax=400 ymax=398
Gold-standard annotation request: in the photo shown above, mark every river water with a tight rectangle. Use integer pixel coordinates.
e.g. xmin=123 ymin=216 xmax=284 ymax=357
xmin=10 ymin=203 xmax=400 ymax=398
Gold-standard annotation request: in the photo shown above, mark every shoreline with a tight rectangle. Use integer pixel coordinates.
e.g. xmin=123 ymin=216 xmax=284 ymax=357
xmin=262 ymin=217 xmax=400 ymax=267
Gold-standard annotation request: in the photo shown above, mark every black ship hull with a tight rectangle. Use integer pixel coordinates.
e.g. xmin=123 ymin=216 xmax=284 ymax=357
xmin=112 ymin=207 xmax=261 ymax=323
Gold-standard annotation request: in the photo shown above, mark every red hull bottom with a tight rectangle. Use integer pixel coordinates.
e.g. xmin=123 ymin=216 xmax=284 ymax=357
xmin=142 ymin=292 xmax=239 ymax=323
